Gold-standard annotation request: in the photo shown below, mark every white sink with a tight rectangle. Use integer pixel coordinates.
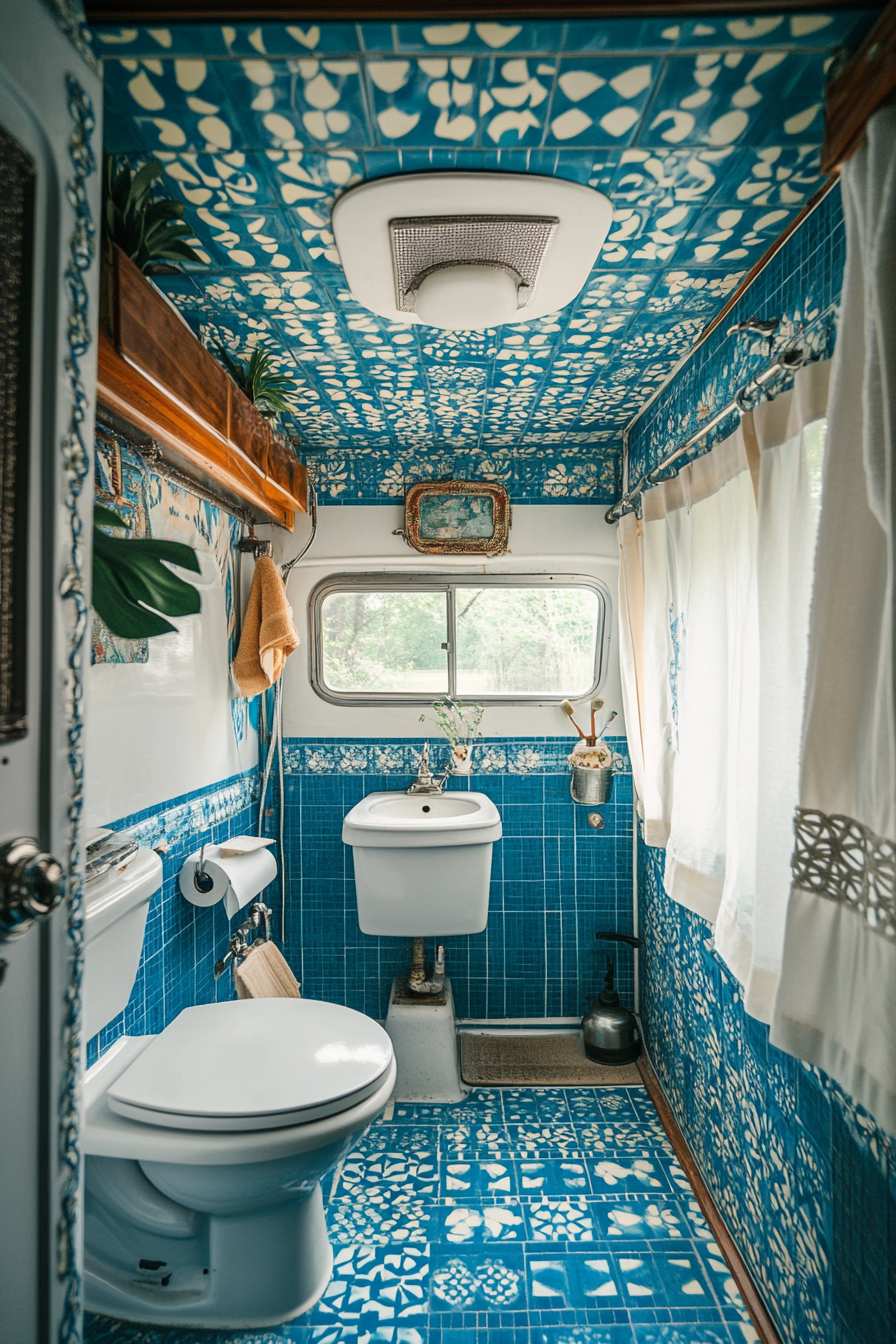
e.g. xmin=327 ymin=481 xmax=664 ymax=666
xmin=342 ymin=791 xmax=501 ymax=847
xmin=342 ymin=791 xmax=502 ymax=936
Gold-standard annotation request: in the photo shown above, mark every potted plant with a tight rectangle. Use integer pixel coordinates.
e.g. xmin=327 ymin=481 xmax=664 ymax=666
xmin=215 ymin=345 xmax=300 ymax=434
xmin=103 ymin=156 xmax=206 ymax=275
xmin=418 ymin=696 xmax=485 ymax=774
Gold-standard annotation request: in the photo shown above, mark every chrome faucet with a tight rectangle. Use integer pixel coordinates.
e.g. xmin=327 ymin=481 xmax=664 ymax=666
xmin=407 ymin=741 xmax=448 ymax=795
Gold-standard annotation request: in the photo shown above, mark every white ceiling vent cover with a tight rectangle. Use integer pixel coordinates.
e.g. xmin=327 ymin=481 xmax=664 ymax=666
xmin=331 ymin=172 xmax=613 ymax=330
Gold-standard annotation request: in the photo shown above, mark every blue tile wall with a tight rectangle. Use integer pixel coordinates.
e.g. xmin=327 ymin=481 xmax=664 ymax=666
xmin=86 ymin=770 xmax=263 ymax=1065
xmin=87 ymin=13 xmax=878 ymax=503
xmin=88 ymin=738 xmax=635 ymax=1065
xmin=626 ymin=183 xmax=845 ymax=484
xmin=638 ymin=839 xmax=896 ymax=1344
xmin=275 ymin=737 xmax=634 ymax=1020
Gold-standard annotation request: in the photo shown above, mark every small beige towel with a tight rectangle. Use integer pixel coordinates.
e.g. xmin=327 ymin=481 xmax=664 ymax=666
xmin=233 ymin=555 xmax=300 ymax=698
xmin=234 ymin=940 xmax=301 ymax=1000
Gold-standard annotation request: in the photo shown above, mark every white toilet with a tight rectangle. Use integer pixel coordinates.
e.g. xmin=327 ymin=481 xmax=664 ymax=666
xmin=81 ymin=848 xmax=395 ymax=1329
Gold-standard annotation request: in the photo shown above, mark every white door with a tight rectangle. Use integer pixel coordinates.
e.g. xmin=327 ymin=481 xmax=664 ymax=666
xmin=0 ymin=6 xmax=101 ymax=1342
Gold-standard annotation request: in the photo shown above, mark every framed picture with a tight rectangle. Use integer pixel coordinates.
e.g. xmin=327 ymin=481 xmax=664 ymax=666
xmin=401 ymin=480 xmax=511 ymax=557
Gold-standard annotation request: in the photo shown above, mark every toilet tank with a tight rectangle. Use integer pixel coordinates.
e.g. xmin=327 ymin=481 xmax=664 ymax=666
xmin=84 ymin=848 xmax=162 ymax=1041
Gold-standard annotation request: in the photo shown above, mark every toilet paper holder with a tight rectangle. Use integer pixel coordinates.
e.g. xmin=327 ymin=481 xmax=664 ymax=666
xmin=193 ymin=843 xmax=215 ymax=895
xmin=214 ymin=900 xmax=272 ymax=981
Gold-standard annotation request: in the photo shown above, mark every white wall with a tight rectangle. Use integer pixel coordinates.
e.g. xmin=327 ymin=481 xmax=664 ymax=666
xmin=260 ymin=504 xmax=624 ymax=740
xmin=85 ymin=533 xmax=257 ymax=828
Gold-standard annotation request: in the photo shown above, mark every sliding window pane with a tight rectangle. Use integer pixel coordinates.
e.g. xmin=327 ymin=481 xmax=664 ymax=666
xmin=455 ymin=586 xmax=600 ymax=696
xmin=320 ymin=589 xmax=449 ymax=693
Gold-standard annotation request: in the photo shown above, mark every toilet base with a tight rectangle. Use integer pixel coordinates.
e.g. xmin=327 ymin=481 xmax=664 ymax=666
xmin=385 ymin=976 xmax=466 ymax=1102
xmin=85 ymin=1180 xmax=333 ymax=1328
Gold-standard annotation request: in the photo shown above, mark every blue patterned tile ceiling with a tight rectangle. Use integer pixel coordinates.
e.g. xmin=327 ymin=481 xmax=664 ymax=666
xmin=92 ymin=12 xmax=877 ymax=504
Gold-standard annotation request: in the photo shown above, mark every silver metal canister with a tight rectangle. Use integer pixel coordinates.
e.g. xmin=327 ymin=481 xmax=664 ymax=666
xmin=570 ymin=765 xmax=613 ymax=805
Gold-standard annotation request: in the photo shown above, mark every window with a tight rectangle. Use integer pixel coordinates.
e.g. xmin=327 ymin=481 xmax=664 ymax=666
xmin=310 ymin=574 xmax=609 ymax=704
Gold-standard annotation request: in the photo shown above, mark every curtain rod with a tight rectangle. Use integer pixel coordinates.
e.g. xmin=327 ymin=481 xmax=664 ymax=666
xmin=614 ymin=175 xmax=839 ymax=504
xmin=604 ymin=346 xmax=807 ymax=524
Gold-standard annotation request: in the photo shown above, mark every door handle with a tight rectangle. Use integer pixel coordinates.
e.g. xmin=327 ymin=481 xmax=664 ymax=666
xmin=0 ymin=837 xmax=64 ymax=940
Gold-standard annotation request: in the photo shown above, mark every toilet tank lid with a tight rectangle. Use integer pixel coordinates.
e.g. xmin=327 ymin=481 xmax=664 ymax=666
xmin=85 ymin=847 xmax=163 ymax=942
xmin=106 ymin=999 xmax=394 ymax=1132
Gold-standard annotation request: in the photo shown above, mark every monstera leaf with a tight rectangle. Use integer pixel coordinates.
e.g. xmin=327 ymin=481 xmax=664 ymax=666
xmin=92 ymin=505 xmax=202 ymax=639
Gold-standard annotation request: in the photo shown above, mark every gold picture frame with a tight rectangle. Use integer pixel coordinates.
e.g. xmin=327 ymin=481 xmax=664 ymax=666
xmin=401 ymin=480 xmax=511 ymax=557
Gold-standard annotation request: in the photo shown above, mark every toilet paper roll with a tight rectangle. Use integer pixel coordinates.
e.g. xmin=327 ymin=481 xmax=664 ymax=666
xmin=179 ymin=844 xmax=278 ymax=919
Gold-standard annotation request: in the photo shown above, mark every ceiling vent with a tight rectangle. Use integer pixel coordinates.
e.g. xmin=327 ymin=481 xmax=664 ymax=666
xmin=331 ymin=173 xmax=613 ymax=331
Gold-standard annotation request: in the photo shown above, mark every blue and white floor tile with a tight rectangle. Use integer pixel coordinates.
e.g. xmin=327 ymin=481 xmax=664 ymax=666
xmin=84 ymin=1087 xmax=759 ymax=1344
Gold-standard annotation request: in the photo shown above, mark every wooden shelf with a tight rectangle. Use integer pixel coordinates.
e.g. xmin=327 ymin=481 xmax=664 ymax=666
xmin=96 ymin=246 xmax=306 ymax=529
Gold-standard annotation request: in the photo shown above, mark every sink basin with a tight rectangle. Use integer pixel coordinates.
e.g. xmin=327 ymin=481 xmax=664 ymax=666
xmin=342 ymin=791 xmax=501 ymax=847
xmin=370 ymin=794 xmax=480 ymax=820
xmin=342 ymin=791 xmax=502 ymax=936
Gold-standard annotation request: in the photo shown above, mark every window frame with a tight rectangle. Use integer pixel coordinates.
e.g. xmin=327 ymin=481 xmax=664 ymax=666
xmin=309 ymin=572 xmax=611 ymax=706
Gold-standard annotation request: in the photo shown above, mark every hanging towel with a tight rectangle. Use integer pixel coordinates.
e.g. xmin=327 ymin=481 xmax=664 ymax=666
xmin=234 ymin=939 xmax=301 ymax=999
xmin=232 ymin=555 xmax=300 ymax=698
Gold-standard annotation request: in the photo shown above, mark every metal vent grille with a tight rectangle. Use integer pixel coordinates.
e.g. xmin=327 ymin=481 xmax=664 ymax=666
xmin=389 ymin=214 xmax=559 ymax=314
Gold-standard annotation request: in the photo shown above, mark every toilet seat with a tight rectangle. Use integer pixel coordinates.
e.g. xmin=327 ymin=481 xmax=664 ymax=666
xmin=106 ymin=998 xmax=393 ymax=1132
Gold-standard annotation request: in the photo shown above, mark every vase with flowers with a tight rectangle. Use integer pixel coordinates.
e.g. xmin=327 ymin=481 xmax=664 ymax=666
xmin=418 ymin=696 xmax=485 ymax=774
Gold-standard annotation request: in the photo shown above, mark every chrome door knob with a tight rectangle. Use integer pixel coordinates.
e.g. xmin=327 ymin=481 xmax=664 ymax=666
xmin=0 ymin=837 xmax=64 ymax=939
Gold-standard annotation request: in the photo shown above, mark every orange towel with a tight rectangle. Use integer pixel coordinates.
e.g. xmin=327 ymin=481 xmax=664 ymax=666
xmin=233 ymin=555 xmax=299 ymax=698
xmin=234 ymin=939 xmax=301 ymax=999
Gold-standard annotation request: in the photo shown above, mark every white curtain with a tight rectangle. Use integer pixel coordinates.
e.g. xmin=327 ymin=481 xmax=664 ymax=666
xmin=623 ymin=363 xmax=830 ymax=1000
xmin=771 ymin=108 xmax=896 ymax=1134
xmin=714 ymin=364 xmax=829 ymax=1021
xmin=642 ymin=427 xmax=758 ymax=922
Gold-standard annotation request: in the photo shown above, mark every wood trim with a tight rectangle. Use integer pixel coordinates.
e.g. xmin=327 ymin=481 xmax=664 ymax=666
xmin=97 ymin=247 xmax=307 ymax=528
xmin=820 ymin=0 xmax=896 ymax=173
xmin=83 ymin=0 xmax=873 ymax=20
xmin=637 ymin=1055 xmax=784 ymax=1344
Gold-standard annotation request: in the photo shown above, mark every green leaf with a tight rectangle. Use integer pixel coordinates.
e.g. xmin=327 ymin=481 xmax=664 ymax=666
xmin=128 ymin=159 xmax=163 ymax=214
xmin=145 ymin=198 xmax=185 ymax=222
xmin=94 ymin=504 xmax=129 ymax=531
xmin=103 ymin=154 xmax=207 ymax=274
xmin=91 ymin=525 xmax=202 ymax=639
xmin=92 ymin=553 xmax=179 ymax=638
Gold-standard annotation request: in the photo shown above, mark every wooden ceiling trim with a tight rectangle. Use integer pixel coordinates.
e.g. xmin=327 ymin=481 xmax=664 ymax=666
xmin=83 ymin=1 xmax=875 ymax=22
xmin=821 ymin=0 xmax=896 ymax=173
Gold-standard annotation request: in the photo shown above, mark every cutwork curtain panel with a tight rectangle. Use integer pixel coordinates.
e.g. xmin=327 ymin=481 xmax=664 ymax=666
xmin=771 ymin=108 xmax=896 ymax=1134
xmin=619 ymin=361 xmax=830 ymax=1014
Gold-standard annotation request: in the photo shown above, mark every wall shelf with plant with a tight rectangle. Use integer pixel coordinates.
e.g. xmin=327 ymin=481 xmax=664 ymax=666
xmin=96 ymin=157 xmax=307 ymax=530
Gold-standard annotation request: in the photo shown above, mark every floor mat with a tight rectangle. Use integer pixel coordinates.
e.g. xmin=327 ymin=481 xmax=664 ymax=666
xmin=460 ymin=1031 xmax=643 ymax=1085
